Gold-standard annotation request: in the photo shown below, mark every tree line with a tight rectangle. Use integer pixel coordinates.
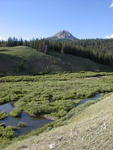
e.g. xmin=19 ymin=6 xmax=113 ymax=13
xmin=0 ymin=37 xmax=113 ymax=66
xmin=0 ymin=37 xmax=28 ymax=47
xmin=27 ymin=38 xmax=113 ymax=66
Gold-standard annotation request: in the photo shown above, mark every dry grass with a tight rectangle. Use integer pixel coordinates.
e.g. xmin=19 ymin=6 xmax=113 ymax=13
xmin=5 ymin=93 xmax=113 ymax=150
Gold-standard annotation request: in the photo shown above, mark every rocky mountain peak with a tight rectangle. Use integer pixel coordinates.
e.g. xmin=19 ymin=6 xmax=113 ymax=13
xmin=47 ymin=30 xmax=78 ymax=41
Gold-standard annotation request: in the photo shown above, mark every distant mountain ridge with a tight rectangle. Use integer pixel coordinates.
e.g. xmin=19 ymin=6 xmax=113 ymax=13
xmin=47 ymin=30 xmax=78 ymax=41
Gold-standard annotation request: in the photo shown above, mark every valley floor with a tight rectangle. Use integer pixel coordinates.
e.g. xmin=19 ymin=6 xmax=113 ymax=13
xmin=5 ymin=93 xmax=113 ymax=150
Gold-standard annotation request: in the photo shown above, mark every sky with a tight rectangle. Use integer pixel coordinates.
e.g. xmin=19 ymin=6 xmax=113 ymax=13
xmin=0 ymin=0 xmax=113 ymax=40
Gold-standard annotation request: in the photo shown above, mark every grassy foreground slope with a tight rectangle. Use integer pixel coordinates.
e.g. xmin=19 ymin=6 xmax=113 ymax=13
xmin=0 ymin=46 xmax=112 ymax=75
xmin=5 ymin=93 xmax=113 ymax=150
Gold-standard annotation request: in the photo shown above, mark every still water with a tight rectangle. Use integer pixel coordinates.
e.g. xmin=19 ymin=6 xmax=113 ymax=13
xmin=0 ymin=103 xmax=52 ymax=136
xmin=0 ymin=93 xmax=102 ymax=136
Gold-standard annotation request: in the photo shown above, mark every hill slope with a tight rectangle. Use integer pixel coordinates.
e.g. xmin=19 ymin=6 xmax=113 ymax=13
xmin=0 ymin=46 xmax=112 ymax=75
xmin=5 ymin=93 xmax=113 ymax=150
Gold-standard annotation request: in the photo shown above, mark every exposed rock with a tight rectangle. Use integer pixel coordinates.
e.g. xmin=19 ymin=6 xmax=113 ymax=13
xmin=48 ymin=143 xmax=57 ymax=149
xmin=47 ymin=30 xmax=78 ymax=41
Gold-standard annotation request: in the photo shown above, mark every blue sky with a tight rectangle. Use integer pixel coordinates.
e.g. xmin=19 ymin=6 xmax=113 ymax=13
xmin=0 ymin=0 xmax=113 ymax=40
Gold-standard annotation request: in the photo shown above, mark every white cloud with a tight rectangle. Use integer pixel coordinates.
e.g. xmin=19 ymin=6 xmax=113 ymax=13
xmin=110 ymin=1 xmax=113 ymax=8
xmin=105 ymin=34 xmax=113 ymax=39
xmin=0 ymin=36 xmax=6 ymax=41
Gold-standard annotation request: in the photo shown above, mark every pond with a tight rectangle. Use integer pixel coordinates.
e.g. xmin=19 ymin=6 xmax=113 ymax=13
xmin=0 ymin=93 xmax=102 ymax=136
xmin=0 ymin=103 xmax=52 ymax=136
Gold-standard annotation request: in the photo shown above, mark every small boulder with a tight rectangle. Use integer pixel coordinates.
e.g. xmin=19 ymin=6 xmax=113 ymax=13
xmin=48 ymin=143 xmax=57 ymax=149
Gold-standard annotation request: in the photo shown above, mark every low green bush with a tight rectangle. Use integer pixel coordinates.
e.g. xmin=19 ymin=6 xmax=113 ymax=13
xmin=18 ymin=122 xmax=27 ymax=128
xmin=9 ymin=108 xmax=22 ymax=117
xmin=0 ymin=112 xmax=7 ymax=120
xmin=0 ymin=126 xmax=16 ymax=139
xmin=0 ymin=123 xmax=6 ymax=127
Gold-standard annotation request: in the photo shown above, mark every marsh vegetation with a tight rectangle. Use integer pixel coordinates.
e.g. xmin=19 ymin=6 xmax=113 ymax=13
xmin=0 ymin=72 xmax=113 ymax=149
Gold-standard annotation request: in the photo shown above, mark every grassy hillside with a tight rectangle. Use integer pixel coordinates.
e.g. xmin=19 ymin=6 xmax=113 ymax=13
xmin=4 ymin=92 xmax=113 ymax=150
xmin=0 ymin=46 xmax=112 ymax=75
